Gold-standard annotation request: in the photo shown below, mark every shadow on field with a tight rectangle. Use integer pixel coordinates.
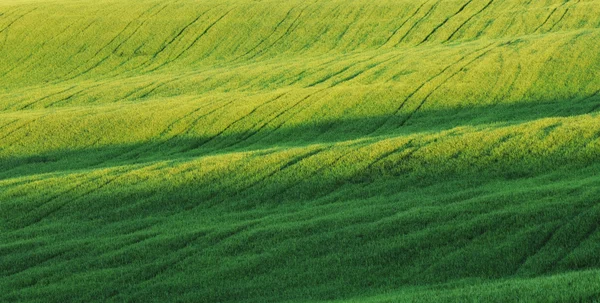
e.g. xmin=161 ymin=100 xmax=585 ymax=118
xmin=2 ymin=95 xmax=599 ymax=180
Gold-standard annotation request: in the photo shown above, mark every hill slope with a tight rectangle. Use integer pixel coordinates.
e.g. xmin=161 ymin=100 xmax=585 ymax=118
xmin=1 ymin=0 xmax=600 ymax=302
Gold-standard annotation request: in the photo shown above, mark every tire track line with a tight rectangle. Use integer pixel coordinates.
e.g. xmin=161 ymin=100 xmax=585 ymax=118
xmin=246 ymin=3 xmax=313 ymax=61
xmin=36 ymin=19 xmax=97 ymax=85
xmin=0 ymin=8 xmax=37 ymax=54
xmin=396 ymin=0 xmax=441 ymax=45
xmin=445 ymin=0 xmax=494 ymax=42
xmin=399 ymin=46 xmax=495 ymax=126
xmin=516 ymin=203 xmax=600 ymax=275
xmin=41 ymin=83 xmax=104 ymax=108
xmin=0 ymin=116 xmax=45 ymax=143
xmin=286 ymin=52 xmax=365 ymax=86
xmin=0 ymin=119 xmax=18 ymax=134
xmin=242 ymin=148 xmax=324 ymax=192
xmin=200 ymin=148 xmax=325 ymax=209
xmin=158 ymin=98 xmax=223 ymax=137
xmin=278 ymin=139 xmax=415 ymax=200
xmin=497 ymin=62 xmax=522 ymax=103
xmin=112 ymin=81 xmax=158 ymax=103
xmin=0 ymin=18 xmax=79 ymax=79
xmin=13 ymin=162 xmax=166 ymax=228
xmin=533 ymin=0 xmax=570 ymax=33
xmin=547 ymin=0 xmax=579 ymax=32
xmin=419 ymin=0 xmax=473 ymax=45
xmin=3 ymin=248 xmax=72 ymax=277
xmin=368 ymin=43 xmax=495 ymax=134
xmin=278 ymin=139 xmax=418 ymax=199
xmin=30 ymin=166 xmax=158 ymax=226
xmin=307 ymin=54 xmax=380 ymax=87
xmin=364 ymin=139 xmax=416 ymax=173
xmin=122 ymin=97 xmax=237 ymax=157
xmin=59 ymin=3 xmax=163 ymax=80
xmin=9 ymin=174 xmax=106 ymax=228
xmin=329 ymin=1 xmax=366 ymax=51
xmin=149 ymin=9 xmax=234 ymax=72
xmin=379 ymin=1 xmax=431 ymax=48
xmin=534 ymin=7 xmax=559 ymax=33
xmin=234 ymin=5 xmax=299 ymax=61
xmin=181 ymin=93 xmax=288 ymax=151
xmin=299 ymin=1 xmax=346 ymax=53
xmin=101 ymin=97 xmax=230 ymax=163
xmin=112 ymin=4 xmax=171 ymax=56
xmin=227 ymin=88 xmax=328 ymax=148
xmin=17 ymin=85 xmax=78 ymax=110
xmin=137 ymin=5 xmax=223 ymax=72
xmin=0 ymin=8 xmax=36 ymax=35
xmin=176 ymin=99 xmax=238 ymax=138
xmin=329 ymin=52 xmax=406 ymax=87
xmin=107 ymin=1 xmax=173 ymax=73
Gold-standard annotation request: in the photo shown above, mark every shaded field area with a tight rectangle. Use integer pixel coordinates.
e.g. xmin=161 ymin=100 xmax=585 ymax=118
xmin=1 ymin=0 xmax=600 ymax=302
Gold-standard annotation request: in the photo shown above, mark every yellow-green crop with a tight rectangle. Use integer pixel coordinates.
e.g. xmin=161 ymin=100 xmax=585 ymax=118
xmin=1 ymin=0 xmax=600 ymax=302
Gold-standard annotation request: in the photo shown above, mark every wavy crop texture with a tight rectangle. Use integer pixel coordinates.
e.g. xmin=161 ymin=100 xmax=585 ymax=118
xmin=1 ymin=0 xmax=600 ymax=302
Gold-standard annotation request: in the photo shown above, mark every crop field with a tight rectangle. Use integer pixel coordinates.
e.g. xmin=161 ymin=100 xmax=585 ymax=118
xmin=1 ymin=0 xmax=600 ymax=301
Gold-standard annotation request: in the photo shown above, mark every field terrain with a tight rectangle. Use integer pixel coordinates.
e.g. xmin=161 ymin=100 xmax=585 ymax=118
xmin=1 ymin=0 xmax=600 ymax=301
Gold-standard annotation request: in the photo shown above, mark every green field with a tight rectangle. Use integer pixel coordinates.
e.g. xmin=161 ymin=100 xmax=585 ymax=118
xmin=1 ymin=0 xmax=600 ymax=301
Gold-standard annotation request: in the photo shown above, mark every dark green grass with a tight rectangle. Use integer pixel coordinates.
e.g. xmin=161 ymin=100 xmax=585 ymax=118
xmin=1 ymin=0 xmax=600 ymax=302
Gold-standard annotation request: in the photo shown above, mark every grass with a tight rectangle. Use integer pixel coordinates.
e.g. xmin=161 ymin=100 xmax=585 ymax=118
xmin=1 ymin=0 xmax=600 ymax=302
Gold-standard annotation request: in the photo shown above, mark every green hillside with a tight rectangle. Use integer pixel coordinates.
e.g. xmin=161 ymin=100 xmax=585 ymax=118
xmin=1 ymin=0 xmax=600 ymax=301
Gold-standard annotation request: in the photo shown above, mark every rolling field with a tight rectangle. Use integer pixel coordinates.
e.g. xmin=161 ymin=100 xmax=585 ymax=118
xmin=1 ymin=0 xmax=600 ymax=301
